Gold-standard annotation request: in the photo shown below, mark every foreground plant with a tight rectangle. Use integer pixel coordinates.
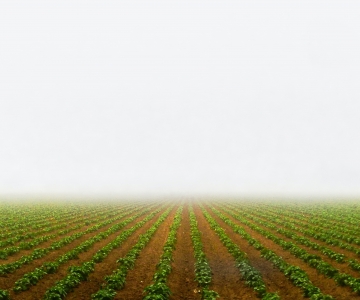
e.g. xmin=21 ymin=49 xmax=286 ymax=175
xmin=143 ymin=206 xmax=183 ymax=300
xmin=199 ymin=204 xmax=279 ymax=299
xmin=43 ymin=205 xmax=163 ymax=300
xmin=189 ymin=205 xmax=219 ymax=300
xmin=91 ymin=206 xmax=174 ymax=300
xmin=0 ymin=290 xmax=10 ymax=300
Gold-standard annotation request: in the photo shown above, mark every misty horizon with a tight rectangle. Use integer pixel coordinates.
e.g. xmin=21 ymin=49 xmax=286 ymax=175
xmin=1 ymin=1 xmax=360 ymax=199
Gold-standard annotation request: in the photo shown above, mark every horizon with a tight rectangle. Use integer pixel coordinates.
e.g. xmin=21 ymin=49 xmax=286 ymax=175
xmin=1 ymin=1 xmax=360 ymax=198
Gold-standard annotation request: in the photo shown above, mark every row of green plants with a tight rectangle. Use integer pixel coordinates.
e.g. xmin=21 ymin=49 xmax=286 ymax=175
xmin=0 ymin=203 xmax=98 ymax=236
xmin=0 ymin=205 xmax=141 ymax=276
xmin=285 ymin=203 xmax=360 ymax=225
xmin=143 ymin=206 xmax=183 ymax=300
xmin=43 ymin=206 xmax=169 ymax=300
xmin=223 ymin=204 xmax=360 ymax=273
xmin=221 ymin=204 xmax=360 ymax=295
xmin=0 ymin=205 xmax=135 ymax=259
xmin=250 ymin=204 xmax=360 ymax=250
xmin=0 ymin=202 xmax=132 ymax=239
xmin=262 ymin=201 xmax=360 ymax=223
xmin=89 ymin=206 xmax=174 ymax=299
xmin=231 ymin=206 xmax=347 ymax=263
xmin=208 ymin=205 xmax=334 ymax=300
xmin=260 ymin=204 xmax=360 ymax=247
xmin=199 ymin=205 xmax=280 ymax=299
xmin=12 ymin=205 xmax=152 ymax=293
xmin=189 ymin=205 xmax=219 ymax=300
xmin=0 ymin=204 xmax=75 ymax=231
xmin=0 ymin=204 xmax=125 ymax=246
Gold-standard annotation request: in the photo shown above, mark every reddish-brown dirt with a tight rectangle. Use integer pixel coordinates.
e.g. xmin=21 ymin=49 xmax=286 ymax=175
xmin=193 ymin=204 xmax=258 ymax=300
xmin=0 ymin=206 xmax=141 ymax=292
xmin=114 ymin=206 xmax=178 ymax=300
xmin=1 ymin=202 xmax=360 ymax=300
xmin=7 ymin=206 xmax=162 ymax=300
xmin=65 ymin=206 xmax=176 ymax=300
xmin=259 ymin=206 xmax=360 ymax=235
xmin=0 ymin=205 xmax=113 ymax=243
xmin=202 ymin=204 xmax=305 ymax=300
xmin=0 ymin=206 xmax=134 ymax=264
xmin=214 ymin=204 xmax=359 ymax=300
xmin=167 ymin=204 xmax=201 ymax=300
xmin=241 ymin=207 xmax=360 ymax=272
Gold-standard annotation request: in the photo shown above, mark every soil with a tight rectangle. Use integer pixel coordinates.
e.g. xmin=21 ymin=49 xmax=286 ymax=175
xmin=239 ymin=206 xmax=360 ymax=274
xmin=1 ymin=202 xmax=360 ymax=300
xmin=6 ymin=205 xmax=161 ymax=300
xmin=167 ymin=204 xmax=201 ymax=300
xmin=202 ymin=204 xmax=305 ymax=299
xmin=193 ymin=204 xmax=258 ymax=300
xmin=214 ymin=204 xmax=359 ymax=300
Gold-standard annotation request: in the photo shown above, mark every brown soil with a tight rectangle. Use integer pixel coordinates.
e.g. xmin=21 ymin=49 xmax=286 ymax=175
xmin=114 ymin=206 xmax=178 ymax=300
xmin=2 ymin=202 xmax=360 ymax=300
xmin=167 ymin=203 xmax=201 ymax=300
xmin=260 ymin=206 xmax=360 ymax=236
xmin=193 ymin=204 xmax=258 ymax=300
xmin=202 ymin=204 xmax=305 ymax=300
xmin=200 ymin=204 xmax=304 ymax=299
xmin=242 ymin=207 xmax=360 ymax=270
xmin=6 ymin=206 xmax=160 ymax=300
xmin=214 ymin=204 xmax=359 ymax=300
xmin=64 ymin=205 xmax=168 ymax=300
xmin=0 ymin=206 xmax=108 ymax=241
xmin=0 ymin=206 xmax=134 ymax=264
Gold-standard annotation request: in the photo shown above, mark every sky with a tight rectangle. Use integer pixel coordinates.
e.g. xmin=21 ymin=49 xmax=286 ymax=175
xmin=1 ymin=1 xmax=360 ymax=198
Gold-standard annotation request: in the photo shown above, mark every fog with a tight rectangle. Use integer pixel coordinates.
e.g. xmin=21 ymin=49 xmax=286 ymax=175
xmin=1 ymin=1 xmax=360 ymax=199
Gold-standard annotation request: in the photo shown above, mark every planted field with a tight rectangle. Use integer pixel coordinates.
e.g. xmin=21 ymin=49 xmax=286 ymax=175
xmin=0 ymin=200 xmax=360 ymax=299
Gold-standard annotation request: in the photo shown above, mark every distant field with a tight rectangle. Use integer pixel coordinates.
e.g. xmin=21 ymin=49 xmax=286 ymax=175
xmin=0 ymin=200 xmax=360 ymax=299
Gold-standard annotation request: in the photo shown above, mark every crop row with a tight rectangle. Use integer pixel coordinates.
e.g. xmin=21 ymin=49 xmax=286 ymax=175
xmin=143 ymin=206 xmax=183 ymax=300
xmin=12 ymin=204 xmax=155 ymax=293
xmin=255 ymin=204 xmax=360 ymax=245
xmin=0 ymin=204 xmax=102 ymax=235
xmin=0 ymin=204 xmax=135 ymax=259
xmin=90 ymin=205 xmax=174 ymax=300
xmin=260 ymin=203 xmax=360 ymax=229
xmin=40 ymin=205 xmax=165 ymax=299
xmin=222 ymin=203 xmax=360 ymax=273
xmin=207 ymin=204 xmax=334 ymax=300
xmin=0 ymin=204 xmax=142 ymax=276
xmin=189 ymin=205 xmax=219 ymax=300
xmin=221 ymin=203 xmax=360 ymax=295
xmin=0 ymin=204 xmax=128 ymax=243
xmin=199 ymin=204 xmax=280 ymax=299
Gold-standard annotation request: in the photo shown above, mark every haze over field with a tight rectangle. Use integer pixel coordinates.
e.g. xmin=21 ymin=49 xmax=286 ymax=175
xmin=1 ymin=1 xmax=360 ymax=199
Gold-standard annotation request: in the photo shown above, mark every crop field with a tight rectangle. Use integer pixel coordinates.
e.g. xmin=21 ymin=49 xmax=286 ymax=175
xmin=0 ymin=200 xmax=360 ymax=300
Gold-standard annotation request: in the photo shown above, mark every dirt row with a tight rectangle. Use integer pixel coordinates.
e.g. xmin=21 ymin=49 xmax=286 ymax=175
xmin=1 ymin=205 xmax=156 ymax=299
xmin=210 ymin=204 xmax=359 ymax=299
xmin=2 ymin=201 xmax=359 ymax=299
xmin=236 ymin=204 xmax=360 ymax=264
xmin=1 ymin=205 xmax=138 ymax=265
xmin=260 ymin=204 xmax=360 ymax=232
xmin=0 ymin=205 xmax=111 ymax=237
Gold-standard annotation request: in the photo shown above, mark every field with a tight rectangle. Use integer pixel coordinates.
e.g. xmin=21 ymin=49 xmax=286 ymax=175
xmin=0 ymin=200 xmax=360 ymax=300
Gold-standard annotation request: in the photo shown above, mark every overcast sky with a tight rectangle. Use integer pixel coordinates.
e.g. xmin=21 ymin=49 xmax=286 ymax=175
xmin=1 ymin=1 xmax=360 ymax=198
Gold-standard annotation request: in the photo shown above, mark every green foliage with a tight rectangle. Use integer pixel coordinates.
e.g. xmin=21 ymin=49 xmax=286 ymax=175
xmin=91 ymin=288 xmax=117 ymax=300
xmin=0 ymin=290 xmax=10 ymax=300
xmin=143 ymin=206 xmax=183 ymax=300
xmin=90 ymin=206 xmax=173 ymax=299
xmin=209 ymin=205 xmax=334 ymax=300
xmin=189 ymin=206 xmax=219 ymax=300
xmin=43 ymin=205 xmax=161 ymax=299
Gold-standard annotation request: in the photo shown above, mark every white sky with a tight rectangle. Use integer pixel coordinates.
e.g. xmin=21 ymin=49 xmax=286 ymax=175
xmin=1 ymin=0 xmax=360 ymax=198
